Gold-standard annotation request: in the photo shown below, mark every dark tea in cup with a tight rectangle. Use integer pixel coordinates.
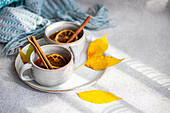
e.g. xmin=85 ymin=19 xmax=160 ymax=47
xmin=49 ymin=30 xmax=79 ymax=43
xmin=34 ymin=53 xmax=68 ymax=69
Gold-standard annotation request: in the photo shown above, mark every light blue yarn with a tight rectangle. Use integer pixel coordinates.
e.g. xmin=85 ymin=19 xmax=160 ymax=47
xmin=0 ymin=0 xmax=24 ymax=10
xmin=0 ymin=6 xmax=51 ymax=55
xmin=41 ymin=0 xmax=109 ymax=30
xmin=0 ymin=0 xmax=110 ymax=55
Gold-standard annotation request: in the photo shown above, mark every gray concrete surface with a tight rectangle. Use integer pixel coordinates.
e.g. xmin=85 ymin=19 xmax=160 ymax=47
xmin=0 ymin=0 xmax=170 ymax=113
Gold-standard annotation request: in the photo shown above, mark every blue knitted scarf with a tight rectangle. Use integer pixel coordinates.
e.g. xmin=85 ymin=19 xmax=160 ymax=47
xmin=0 ymin=0 xmax=109 ymax=55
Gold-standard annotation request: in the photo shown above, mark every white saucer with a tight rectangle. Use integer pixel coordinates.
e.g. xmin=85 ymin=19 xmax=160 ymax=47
xmin=15 ymin=37 xmax=106 ymax=93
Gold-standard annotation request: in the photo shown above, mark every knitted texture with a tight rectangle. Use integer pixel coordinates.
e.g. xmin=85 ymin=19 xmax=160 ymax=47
xmin=0 ymin=0 xmax=109 ymax=55
xmin=25 ymin=0 xmax=42 ymax=14
xmin=0 ymin=6 xmax=51 ymax=55
xmin=0 ymin=0 xmax=19 ymax=8
xmin=0 ymin=0 xmax=24 ymax=10
xmin=41 ymin=0 xmax=109 ymax=30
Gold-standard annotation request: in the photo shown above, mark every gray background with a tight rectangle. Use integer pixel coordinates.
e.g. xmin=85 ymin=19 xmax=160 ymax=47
xmin=0 ymin=0 xmax=170 ymax=113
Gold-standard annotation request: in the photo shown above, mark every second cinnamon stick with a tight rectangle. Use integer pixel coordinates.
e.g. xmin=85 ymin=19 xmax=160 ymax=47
xmin=66 ymin=16 xmax=91 ymax=43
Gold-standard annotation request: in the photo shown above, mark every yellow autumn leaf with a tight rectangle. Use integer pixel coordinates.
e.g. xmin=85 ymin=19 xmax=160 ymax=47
xmin=88 ymin=34 xmax=108 ymax=59
xmin=19 ymin=44 xmax=34 ymax=64
xmin=77 ymin=90 xmax=122 ymax=104
xmin=85 ymin=56 xmax=124 ymax=70
xmin=74 ymin=34 xmax=124 ymax=71
xmin=26 ymin=44 xmax=34 ymax=62
xmin=19 ymin=48 xmax=27 ymax=64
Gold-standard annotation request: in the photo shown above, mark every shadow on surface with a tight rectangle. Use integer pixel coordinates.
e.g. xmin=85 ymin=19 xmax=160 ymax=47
xmin=94 ymin=84 xmax=144 ymax=113
xmin=118 ymin=60 xmax=170 ymax=100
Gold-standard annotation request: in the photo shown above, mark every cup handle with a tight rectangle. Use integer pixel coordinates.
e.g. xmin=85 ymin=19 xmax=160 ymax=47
xmin=69 ymin=46 xmax=80 ymax=63
xmin=19 ymin=63 xmax=34 ymax=81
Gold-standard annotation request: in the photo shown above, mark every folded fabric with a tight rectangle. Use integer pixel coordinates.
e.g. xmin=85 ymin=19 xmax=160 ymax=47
xmin=0 ymin=6 xmax=51 ymax=55
xmin=0 ymin=0 xmax=23 ymax=9
xmin=0 ymin=0 xmax=110 ymax=55
xmin=41 ymin=0 xmax=109 ymax=30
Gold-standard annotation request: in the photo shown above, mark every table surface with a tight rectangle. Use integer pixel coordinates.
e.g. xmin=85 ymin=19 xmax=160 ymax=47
xmin=0 ymin=0 xmax=170 ymax=113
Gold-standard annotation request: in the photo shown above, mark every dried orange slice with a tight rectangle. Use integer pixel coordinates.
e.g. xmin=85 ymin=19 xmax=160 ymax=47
xmin=38 ymin=54 xmax=67 ymax=69
xmin=55 ymin=30 xmax=78 ymax=43
xmin=46 ymin=54 xmax=67 ymax=69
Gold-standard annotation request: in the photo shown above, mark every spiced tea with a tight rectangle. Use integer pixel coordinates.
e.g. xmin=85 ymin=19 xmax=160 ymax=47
xmin=34 ymin=53 xmax=68 ymax=69
xmin=19 ymin=45 xmax=74 ymax=86
xmin=49 ymin=29 xmax=80 ymax=43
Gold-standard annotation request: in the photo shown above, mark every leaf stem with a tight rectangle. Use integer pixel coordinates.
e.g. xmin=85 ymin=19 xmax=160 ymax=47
xmin=74 ymin=63 xmax=85 ymax=71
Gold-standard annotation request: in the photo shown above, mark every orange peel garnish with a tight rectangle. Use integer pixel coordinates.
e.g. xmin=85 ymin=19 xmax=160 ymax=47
xmin=39 ymin=53 xmax=67 ymax=69
xmin=55 ymin=30 xmax=78 ymax=43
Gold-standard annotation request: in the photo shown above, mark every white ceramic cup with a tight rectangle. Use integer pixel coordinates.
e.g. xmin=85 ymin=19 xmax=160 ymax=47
xmin=19 ymin=45 xmax=73 ymax=87
xmin=44 ymin=21 xmax=85 ymax=63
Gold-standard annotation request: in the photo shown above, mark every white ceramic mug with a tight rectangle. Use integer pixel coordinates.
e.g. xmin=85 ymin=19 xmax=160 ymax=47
xmin=19 ymin=45 xmax=73 ymax=87
xmin=44 ymin=21 xmax=85 ymax=63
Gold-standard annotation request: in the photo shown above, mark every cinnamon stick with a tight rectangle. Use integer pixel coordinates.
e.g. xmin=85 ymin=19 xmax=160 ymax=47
xmin=27 ymin=36 xmax=53 ymax=69
xmin=31 ymin=36 xmax=53 ymax=69
xmin=27 ymin=37 xmax=49 ymax=69
xmin=66 ymin=16 xmax=91 ymax=43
